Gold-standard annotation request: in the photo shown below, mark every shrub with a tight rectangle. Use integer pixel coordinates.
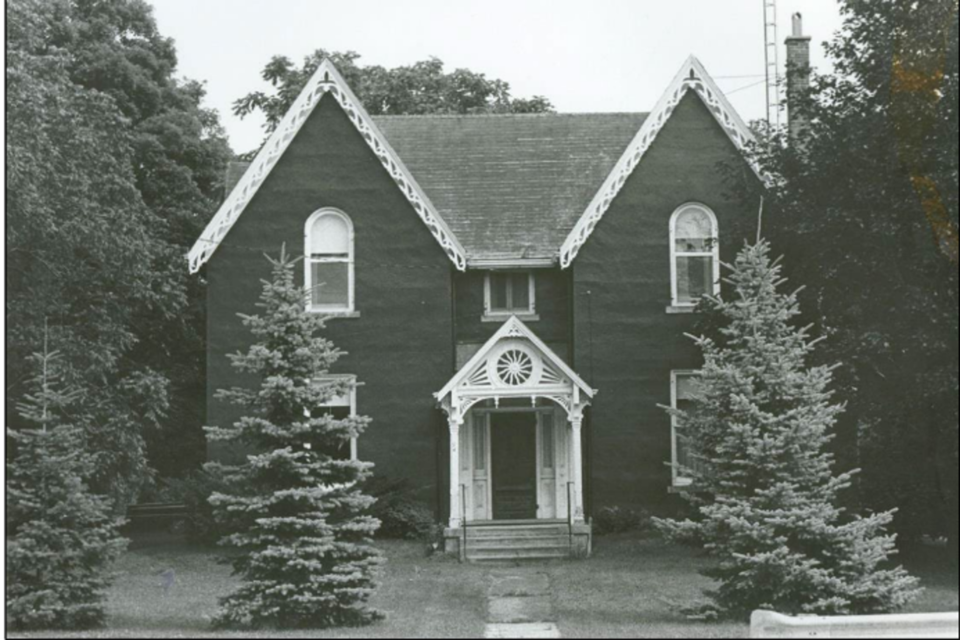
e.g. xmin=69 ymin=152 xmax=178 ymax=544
xmin=593 ymin=506 xmax=649 ymax=535
xmin=363 ymin=477 xmax=438 ymax=540
xmin=157 ymin=470 xmax=231 ymax=545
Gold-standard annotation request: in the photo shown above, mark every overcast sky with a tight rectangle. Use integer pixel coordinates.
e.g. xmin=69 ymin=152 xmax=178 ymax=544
xmin=151 ymin=0 xmax=846 ymax=154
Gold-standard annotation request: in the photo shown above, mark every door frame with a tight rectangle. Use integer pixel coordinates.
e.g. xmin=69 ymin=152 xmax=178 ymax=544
xmin=464 ymin=405 xmax=564 ymax=522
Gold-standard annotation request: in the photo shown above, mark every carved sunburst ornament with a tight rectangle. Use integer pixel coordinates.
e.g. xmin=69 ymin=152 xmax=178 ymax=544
xmin=497 ymin=349 xmax=533 ymax=386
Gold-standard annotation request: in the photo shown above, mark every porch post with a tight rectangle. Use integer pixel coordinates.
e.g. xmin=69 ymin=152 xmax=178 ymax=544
xmin=570 ymin=410 xmax=585 ymax=523
xmin=448 ymin=415 xmax=463 ymax=528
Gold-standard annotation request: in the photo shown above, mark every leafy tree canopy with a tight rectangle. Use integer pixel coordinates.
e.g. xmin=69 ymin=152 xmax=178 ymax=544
xmin=234 ymin=50 xmax=554 ymax=149
xmin=6 ymin=0 xmax=233 ymax=503
xmin=744 ymin=0 xmax=959 ymax=552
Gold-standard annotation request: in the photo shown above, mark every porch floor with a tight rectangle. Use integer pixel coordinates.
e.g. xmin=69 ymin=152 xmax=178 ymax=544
xmin=468 ymin=519 xmax=568 ymax=527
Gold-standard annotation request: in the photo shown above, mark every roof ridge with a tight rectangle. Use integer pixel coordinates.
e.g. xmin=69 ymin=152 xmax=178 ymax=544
xmin=372 ymin=111 xmax=649 ymax=119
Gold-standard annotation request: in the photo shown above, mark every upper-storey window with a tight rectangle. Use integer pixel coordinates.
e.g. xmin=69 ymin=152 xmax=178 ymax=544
xmin=670 ymin=204 xmax=720 ymax=307
xmin=485 ymin=272 xmax=535 ymax=317
xmin=305 ymin=209 xmax=354 ymax=313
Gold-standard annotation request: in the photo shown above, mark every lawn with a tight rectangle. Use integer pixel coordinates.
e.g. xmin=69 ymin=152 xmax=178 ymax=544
xmin=9 ymin=534 xmax=489 ymax=639
xmin=548 ymin=534 xmax=959 ymax=639
xmin=8 ymin=533 xmax=957 ymax=638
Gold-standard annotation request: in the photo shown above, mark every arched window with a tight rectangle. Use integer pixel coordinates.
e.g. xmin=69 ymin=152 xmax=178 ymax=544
xmin=305 ymin=209 xmax=354 ymax=312
xmin=669 ymin=204 xmax=719 ymax=307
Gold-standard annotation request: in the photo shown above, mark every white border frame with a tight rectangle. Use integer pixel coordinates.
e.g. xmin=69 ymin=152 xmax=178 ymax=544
xmin=304 ymin=208 xmax=355 ymax=314
xmin=670 ymin=369 xmax=700 ymax=487
xmin=483 ymin=271 xmax=537 ymax=318
xmin=669 ymin=203 xmax=720 ymax=308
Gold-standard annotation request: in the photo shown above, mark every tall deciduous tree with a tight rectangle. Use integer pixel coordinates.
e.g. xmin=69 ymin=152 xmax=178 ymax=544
xmin=744 ymin=0 xmax=959 ymax=559
xmin=6 ymin=0 xmax=233 ymax=500
xmin=205 ymin=248 xmax=383 ymax=630
xmin=656 ymin=241 xmax=921 ymax=618
xmin=234 ymin=50 xmax=553 ymax=151
xmin=7 ymin=0 xmax=170 ymax=506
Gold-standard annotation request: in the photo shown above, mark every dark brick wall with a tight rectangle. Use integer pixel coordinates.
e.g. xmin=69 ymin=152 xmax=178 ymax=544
xmin=205 ymin=95 xmax=455 ymax=508
xmin=453 ymin=268 xmax=571 ymax=363
xmin=204 ymin=88 xmax=762 ymax=520
xmin=571 ymin=92 xmax=763 ymax=514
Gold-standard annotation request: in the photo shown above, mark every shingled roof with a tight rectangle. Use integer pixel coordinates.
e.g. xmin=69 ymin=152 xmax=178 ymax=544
xmin=195 ymin=57 xmax=754 ymax=273
xmin=372 ymin=112 xmax=648 ymax=263
xmin=222 ymin=113 xmax=647 ymax=263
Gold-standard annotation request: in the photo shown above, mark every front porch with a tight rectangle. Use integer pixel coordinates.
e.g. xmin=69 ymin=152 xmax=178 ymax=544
xmin=435 ymin=317 xmax=596 ymax=560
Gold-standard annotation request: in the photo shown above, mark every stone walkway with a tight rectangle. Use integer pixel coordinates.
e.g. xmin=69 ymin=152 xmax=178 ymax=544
xmin=484 ymin=570 xmax=561 ymax=639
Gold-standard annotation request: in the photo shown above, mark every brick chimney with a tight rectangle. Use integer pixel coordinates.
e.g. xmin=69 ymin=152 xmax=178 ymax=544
xmin=785 ymin=12 xmax=812 ymax=144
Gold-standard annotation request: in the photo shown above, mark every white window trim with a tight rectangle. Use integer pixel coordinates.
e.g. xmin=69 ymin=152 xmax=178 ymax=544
xmin=483 ymin=271 xmax=537 ymax=319
xmin=670 ymin=369 xmax=700 ymax=488
xmin=304 ymin=208 xmax=355 ymax=315
xmin=669 ymin=203 xmax=720 ymax=310
xmin=308 ymin=374 xmax=359 ymax=461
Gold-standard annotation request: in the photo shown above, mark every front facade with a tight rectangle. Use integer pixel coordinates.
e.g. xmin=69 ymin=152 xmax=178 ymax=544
xmin=189 ymin=57 xmax=764 ymax=552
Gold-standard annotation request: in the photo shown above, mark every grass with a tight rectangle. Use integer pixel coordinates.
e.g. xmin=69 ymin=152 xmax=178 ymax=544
xmin=9 ymin=534 xmax=489 ymax=638
xmin=548 ymin=535 xmax=749 ymax=638
xmin=547 ymin=534 xmax=959 ymax=639
xmin=8 ymin=532 xmax=957 ymax=638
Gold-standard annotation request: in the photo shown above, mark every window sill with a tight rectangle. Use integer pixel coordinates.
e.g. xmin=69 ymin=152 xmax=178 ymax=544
xmin=307 ymin=309 xmax=361 ymax=319
xmin=668 ymin=483 xmax=696 ymax=494
xmin=665 ymin=305 xmax=697 ymax=315
xmin=482 ymin=313 xmax=540 ymax=323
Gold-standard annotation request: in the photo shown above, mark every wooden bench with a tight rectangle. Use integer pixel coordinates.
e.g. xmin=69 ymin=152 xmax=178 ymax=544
xmin=124 ymin=502 xmax=188 ymax=531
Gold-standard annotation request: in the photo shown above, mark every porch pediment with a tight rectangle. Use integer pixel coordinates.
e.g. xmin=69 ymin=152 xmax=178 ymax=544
xmin=435 ymin=316 xmax=596 ymax=423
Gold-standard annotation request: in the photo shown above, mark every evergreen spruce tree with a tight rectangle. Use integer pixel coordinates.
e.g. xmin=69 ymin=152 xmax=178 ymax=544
xmin=205 ymin=246 xmax=383 ymax=629
xmin=6 ymin=344 xmax=127 ymax=631
xmin=655 ymin=241 xmax=922 ymax=618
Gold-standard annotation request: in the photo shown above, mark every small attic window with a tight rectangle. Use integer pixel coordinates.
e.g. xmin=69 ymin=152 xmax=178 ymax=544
xmin=484 ymin=272 xmax=536 ymax=318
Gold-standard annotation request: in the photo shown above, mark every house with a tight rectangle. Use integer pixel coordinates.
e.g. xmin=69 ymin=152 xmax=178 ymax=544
xmin=188 ymin=32 xmax=813 ymax=556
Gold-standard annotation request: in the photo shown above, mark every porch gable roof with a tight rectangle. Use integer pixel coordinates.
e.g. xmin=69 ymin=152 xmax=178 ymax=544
xmin=435 ymin=315 xmax=596 ymax=405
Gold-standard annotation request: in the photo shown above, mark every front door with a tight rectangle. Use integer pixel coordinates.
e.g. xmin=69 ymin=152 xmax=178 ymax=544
xmin=491 ymin=412 xmax=537 ymax=520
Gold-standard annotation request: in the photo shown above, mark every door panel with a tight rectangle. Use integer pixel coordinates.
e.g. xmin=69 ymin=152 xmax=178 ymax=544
xmin=538 ymin=411 xmax=557 ymax=518
xmin=491 ymin=413 xmax=537 ymax=520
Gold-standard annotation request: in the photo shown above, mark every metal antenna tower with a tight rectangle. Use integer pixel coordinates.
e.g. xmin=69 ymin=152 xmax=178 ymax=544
xmin=763 ymin=0 xmax=781 ymax=128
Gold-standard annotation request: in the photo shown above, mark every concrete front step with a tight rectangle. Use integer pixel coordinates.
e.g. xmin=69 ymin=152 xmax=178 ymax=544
xmin=466 ymin=526 xmax=570 ymax=538
xmin=467 ymin=551 xmax=570 ymax=562
xmin=468 ymin=536 xmax=571 ymax=548
xmin=466 ymin=538 xmax=572 ymax=561
xmin=469 ymin=543 xmax=571 ymax=555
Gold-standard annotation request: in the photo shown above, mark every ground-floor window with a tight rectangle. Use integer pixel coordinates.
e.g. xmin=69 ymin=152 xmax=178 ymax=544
xmin=312 ymin=376 xmax=358 ymax=461
xmin=671 ymin=370 xmax=704 ymax=487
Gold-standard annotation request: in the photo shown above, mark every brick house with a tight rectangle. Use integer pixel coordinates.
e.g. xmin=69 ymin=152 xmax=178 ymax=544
xmin=188 ymin=52 xmax=778 ymax=557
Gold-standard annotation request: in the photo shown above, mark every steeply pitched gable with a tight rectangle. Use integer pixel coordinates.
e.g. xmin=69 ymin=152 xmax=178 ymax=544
xmin=559 ymin=56 xmax=761 ymax=268
xmin=187 ymin=60 xmax=467 ymax=273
